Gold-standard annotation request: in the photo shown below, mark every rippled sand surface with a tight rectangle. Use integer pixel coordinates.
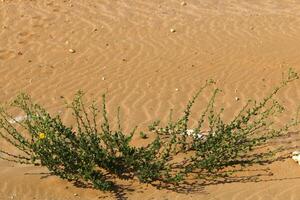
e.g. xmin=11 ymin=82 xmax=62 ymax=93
xmin=1 ymin=0 xmax=300 ymax=199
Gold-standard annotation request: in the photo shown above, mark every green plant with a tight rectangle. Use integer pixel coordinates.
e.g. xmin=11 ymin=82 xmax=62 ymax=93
xmin=0 ymin=69 xmax=299 ymax=191
xmin=139 ymin=131 xmax=148 ymax=139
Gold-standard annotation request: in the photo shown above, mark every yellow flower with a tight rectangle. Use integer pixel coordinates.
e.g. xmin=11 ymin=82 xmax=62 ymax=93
xmin=38 ymin=132 xmax=46 ymax=139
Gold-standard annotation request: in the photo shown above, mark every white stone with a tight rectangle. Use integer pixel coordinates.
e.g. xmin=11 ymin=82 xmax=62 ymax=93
xmin=181 ymin=129 xmax=205 ymax=140
xmin=8 ymin=115 xmax=27 ymax=124
xmin=291 ymin=151 xmax=300 ymax=163
xmin=292 ymin=150 xmax=300 ymax=155
xmin=69 ymin=49 xmax=76 ymax=53
xmin=186 ymin=129 xmax=194 ymax=136
xmin=181 ymin=2 xmax=187 ymax=6
xmin=193 ymin=133 xmax=204 ymax=139
xmin=292 ymin=155 xmax=299 ymax=162
xmin=170 ymin=28 xmax=176 ymax=33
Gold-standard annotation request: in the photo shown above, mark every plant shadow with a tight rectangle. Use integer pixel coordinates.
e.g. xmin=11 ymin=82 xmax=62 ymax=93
xmin=24 ymin=131 xmax=300 ymax=199
xmin=147 ymin=131 xmax=300 ymax=194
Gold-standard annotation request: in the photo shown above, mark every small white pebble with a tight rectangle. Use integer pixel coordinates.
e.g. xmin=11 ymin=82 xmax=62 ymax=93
xmin=292 ymin=155 xmax=299 ymax=162
xmin=186 ymin=129 xmax=194 ymax=136
xmin=235 ymin=97 xmax=240 ymax=101
xmin=69 ymin=49 xmax=76 ymax=53
xmin=175 ymin=88 xmax=179 ymax=91
xmin=170 ymin=28 xmax=176 ymax=33
xmin=65 ymin=40 xmax=69 ymax=45
xmin=8 ymin=115 xmax=27 ymax=124
xmin=74 ymin=193 xmax=78 ymax=196
xmin=181 ymin=2 xmax=187 ymax=6
xmin=102 ymin=77 xmax=105 ymax=81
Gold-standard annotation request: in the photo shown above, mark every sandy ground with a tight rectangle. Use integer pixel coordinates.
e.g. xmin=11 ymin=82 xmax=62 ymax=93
xmin=1 ymin=0 xmax=300 ymax=199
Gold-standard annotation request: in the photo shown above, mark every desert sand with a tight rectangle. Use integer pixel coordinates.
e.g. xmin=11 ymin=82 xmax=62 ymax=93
xmin=1 ymin=0 xmax=300 ymax=199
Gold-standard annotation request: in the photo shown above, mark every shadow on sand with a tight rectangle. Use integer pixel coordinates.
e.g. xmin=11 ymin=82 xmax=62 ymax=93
xmin=23 ymin=131 xmax=300 ymax=200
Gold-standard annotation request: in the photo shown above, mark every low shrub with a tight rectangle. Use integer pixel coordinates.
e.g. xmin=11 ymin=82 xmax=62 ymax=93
xmin=0 ymin=69 xmax=299 ymax=191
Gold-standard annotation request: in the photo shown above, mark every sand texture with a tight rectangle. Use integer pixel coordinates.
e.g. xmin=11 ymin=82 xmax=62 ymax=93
xmin=1 ymin=0 xmax=300 ymax=199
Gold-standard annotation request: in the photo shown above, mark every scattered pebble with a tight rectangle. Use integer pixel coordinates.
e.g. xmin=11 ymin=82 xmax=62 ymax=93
xmin=235 ymin=97 xmax=240 ymax=101
xmin=186 ymin=129 xmax=194 ymax=136
xmin=74 ymin=193 xmax=78 ymax=196
xmin=292 ymin=151 xmax=300 ymax=165
xmin=181 ymin=129 xmax=206 ymax=140
xmin=8 ymin=115 xmax=27 ymax=124
xmin=268 ymin=172 xmax=274 ymax=176
xmin=170 ymin=28 xmax=176 ymax=33
xmin=69 ymin=49 xmax=76 ymax=53
xmin=65 ymin=40 xmax=69 ymax=45
xmin=181 ymin=2 xmax=187 ymax=6
xmin=101 ymin=77 xmax=105 ymax=81
xmin=175 ymin=88 xmax=179 ymax=91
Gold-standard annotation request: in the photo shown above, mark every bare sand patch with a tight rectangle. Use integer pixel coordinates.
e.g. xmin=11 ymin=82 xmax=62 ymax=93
xmin=1 ymin=0 xmax=300 ymax=199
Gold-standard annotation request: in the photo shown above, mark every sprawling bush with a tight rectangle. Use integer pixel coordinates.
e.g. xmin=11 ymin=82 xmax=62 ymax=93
xmin=0 ymin=69 xmax=299 ymax=191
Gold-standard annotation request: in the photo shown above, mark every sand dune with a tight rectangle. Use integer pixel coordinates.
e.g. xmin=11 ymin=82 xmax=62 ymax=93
xmin=1 ymin=0 xmax=300 ymax=199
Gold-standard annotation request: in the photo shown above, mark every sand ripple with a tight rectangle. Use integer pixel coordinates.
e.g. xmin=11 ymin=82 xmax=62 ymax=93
xmin=1 ymin=0 xmax=300 ymax=199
